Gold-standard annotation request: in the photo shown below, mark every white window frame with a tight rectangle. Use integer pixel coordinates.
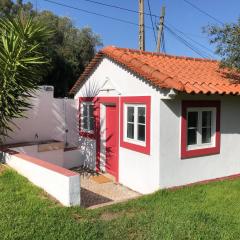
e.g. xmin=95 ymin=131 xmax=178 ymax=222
xmin=80 ymin=102 xmax=94 ymax=133
xmin=124 ymin=104 xmax=146 ymax=146
xmin=187 ymin=107 xmax=216 ymax=150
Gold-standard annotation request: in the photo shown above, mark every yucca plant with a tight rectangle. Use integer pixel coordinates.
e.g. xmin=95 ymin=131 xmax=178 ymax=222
xmin=0 ymin=13 xmax=53 ymax=144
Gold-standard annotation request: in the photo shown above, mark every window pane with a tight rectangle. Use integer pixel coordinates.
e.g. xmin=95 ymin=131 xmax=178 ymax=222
xmin=89 ymin=104 xmax=94 ymax=118
xmin=83 ymin=117 xmax=88 ymax=130
xmin=127 ymin=107 xmax=134 ymax=122
xmin=83 ymin=104 xmax=88 ymax=117
xmin=187 ymin=129 xmax=197 ymax=145
xmin=138 ymin=107 xmax=145 ymax=124
xmin=202 ymin=127 xmax=211 ymax=143
xmin=89 ymin=117 xmax=94 ymax=131
xmin=127 ymin=123 xmax=134 ymax=139
xmin=202 ymin=111 xmax=211 ymax=127
xmin=187 ymin=111 xmax=198 ymax=146
xmin=137 ymin=124 xmax=145 ymax=141
xmin=188 ymin=112 xmax=198 ymax=128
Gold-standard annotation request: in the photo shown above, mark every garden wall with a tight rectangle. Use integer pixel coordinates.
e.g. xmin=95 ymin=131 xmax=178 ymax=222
xmin=5 ymin=86 xmax=79 ymax=148
xmin=1 ymin=149 xmax=80 ymax=206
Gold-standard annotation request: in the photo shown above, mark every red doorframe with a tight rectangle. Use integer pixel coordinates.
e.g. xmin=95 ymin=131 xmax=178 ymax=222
xmin=105 ymin=105 xmax=118 ymax=177
xmin=95 ymin=97 xmax=119 ymax=182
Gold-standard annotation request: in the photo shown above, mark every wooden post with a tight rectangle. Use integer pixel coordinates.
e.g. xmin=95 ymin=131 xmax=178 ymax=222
xmin=156 ymin=6 xmax=165 ymax=52
xmin=139 ymin=0 xmax=145 ymax=51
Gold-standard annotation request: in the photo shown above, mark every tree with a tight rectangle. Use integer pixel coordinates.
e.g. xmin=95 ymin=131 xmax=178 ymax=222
xmin=0 ymin=14 xmax=52 ymax=143
xmin=0 ymin=0 xmax=34 ymax=17
xmin=0 ymin=2 xmax=103 ymax=97
xmin=205 ymin=19 xmax=240 ymax=70
xmin=35 ymin=11 xmax=102 ymax=97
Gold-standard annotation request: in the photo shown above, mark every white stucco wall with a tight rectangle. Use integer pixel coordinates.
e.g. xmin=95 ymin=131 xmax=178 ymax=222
xmin=159 ymin=94 xmax=240 ymax=188
xmin=12 ymin=145 xmax=82 ymax=169
xmin=12 ymin=145 xmax=65 ymax=167
xmin=3 ymin=151 xmax=80 ymax=206
xmin=5 ymin=87 xmax=79 ymax=147
xmin=74 ymin=57 xmax=240 ymax=193
xmin=74 ymin=57 xmax=162 ymax=194
xmin=63 ymin=149 xmax=84 ymax=169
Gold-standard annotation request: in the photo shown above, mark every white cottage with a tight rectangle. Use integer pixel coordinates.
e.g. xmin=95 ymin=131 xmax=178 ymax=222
xmin=70 ymin=46 xmax=240 ymax=194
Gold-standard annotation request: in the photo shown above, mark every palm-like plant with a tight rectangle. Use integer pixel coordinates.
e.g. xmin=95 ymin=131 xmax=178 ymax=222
xmin=0 ymin=13 xmax=52 ymax=143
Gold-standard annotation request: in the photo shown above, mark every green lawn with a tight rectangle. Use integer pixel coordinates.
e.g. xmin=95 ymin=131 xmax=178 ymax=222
xmin=1 ymin=165 xmax=240 ymax=240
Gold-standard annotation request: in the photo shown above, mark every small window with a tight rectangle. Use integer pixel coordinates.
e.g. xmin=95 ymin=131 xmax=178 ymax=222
xmin=81 ymin=102 xmax=94 ymax=132
xmin=186 ymin=107 xmax=216 ymax=150
xmin=125 ymin=104 xmax=146 ymax=145
xmin=181 ymin=101 xmax=220 ymax=159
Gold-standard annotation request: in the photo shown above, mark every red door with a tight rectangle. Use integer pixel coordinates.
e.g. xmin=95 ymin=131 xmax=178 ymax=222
xmin=105 ymin=105 xmax=118 ymax=177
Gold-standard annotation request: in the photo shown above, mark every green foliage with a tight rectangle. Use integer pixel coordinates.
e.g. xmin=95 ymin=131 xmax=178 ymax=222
xmin=0 ymin=1 xmax=103 ymax=97
xmin=35 ymin=11 xmax=102 ymax=97
xmin=2 ymin=166 xmax=240 ymax=239
xmin=0 ymin=0 xmax=34 ymax=17
xmin=0 ymin=14 xmax=52 ymax=143
xmin=205 ymin=19 xmax=240 ymax=70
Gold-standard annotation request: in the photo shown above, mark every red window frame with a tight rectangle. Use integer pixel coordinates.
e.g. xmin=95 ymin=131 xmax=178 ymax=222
xmin=79 ymin=97 xmax=97 ymax=139
xmin=181 ymin=100 xmax=221 ymax=159
xmin=120 ymin=96 xmax=151 ymax=155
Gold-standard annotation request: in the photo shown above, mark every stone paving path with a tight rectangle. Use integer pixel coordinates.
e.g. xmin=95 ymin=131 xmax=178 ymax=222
xmin=72 ymin=166 xmax=141 ymax=209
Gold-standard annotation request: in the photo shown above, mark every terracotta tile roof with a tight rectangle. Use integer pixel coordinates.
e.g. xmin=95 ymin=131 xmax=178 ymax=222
xmin=70 ymin=46 xmax=240 ymax=95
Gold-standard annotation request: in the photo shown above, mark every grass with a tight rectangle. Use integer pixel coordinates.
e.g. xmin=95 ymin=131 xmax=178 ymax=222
xmin=1 ymin=164 xmax=240 ymax=239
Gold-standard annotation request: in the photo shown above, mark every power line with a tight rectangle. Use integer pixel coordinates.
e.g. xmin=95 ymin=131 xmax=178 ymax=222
xmin=164 ymin=25 xmax=211 ymax=59
xmin=147 ymin=0 xmax=157 ymax=44
xmin=45 ymin=0 xmax=214 ymax=43
xmin=43 ymin=0 xmax=152 ymax=29
xmin=43 ymin=0 xmax=215 ymax=58
xmin=165 ymin=23 xmax=215 ymax=57
xmin=77 ymin=0 xmax=160 ymax=18
xmin=182 ymin=0 xmax=224 ymax=25
xmin=165 ymin=21 xmax=208 ymax=39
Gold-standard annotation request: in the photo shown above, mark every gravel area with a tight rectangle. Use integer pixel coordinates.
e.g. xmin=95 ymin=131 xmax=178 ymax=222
xmin=72 ymin=167 xmax=141 ymax=209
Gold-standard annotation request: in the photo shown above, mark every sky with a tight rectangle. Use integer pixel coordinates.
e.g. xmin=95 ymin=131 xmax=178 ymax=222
xmin=25 ymin=0 xmax=240 ymax=59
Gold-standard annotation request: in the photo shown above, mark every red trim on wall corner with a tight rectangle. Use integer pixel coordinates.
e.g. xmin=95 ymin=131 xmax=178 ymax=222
xmin=120 ymin=96 xmax=151 ymax=155
xmin=181 ymin=100 xmax=221 ymax=159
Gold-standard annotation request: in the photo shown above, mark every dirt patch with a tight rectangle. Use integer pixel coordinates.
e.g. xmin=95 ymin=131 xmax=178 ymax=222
xmin=0 ymin=164 xmax=6 ymax=174
xmin=81 ymin=187 xmax=113 ymax=208
xmin=72 ymin=213 xmax=84 ymax=222
xmin=100 ymin=209 xmax=137 ymax=221
xmin=100 ymin=212 xmax=122 ymax=221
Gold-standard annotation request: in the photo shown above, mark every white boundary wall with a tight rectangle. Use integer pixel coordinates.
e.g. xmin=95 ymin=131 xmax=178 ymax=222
xmin=13 ymin=145 xmax=65 ymax=167
xmin=2 ymin=150 xmax=80 ymax=206
xmin=5 ymin=86 xmax=79 ymax=147
xmin=13 ymin=144 xmax=84 ymax=169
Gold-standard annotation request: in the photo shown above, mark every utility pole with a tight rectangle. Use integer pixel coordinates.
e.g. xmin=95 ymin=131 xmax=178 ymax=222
xmin=156 ymin=5 xmax=165 ymax=52
xmin=139 ymin=0 xmax=145 ymax=51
